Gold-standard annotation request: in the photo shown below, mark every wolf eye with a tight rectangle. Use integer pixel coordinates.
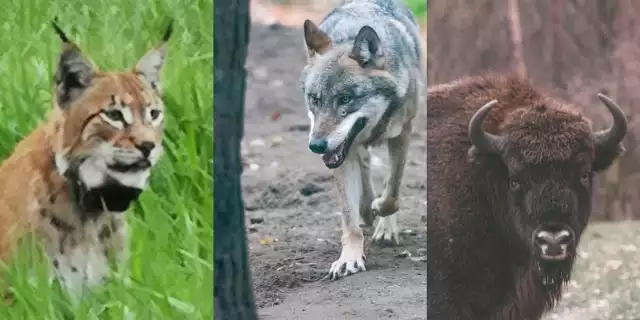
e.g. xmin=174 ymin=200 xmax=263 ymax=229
xmin=102 ymin=109 xmax=124 ymax=122
xmin=509 ymin=179 xmax=521 ymax=190
xmin=338 ymin=95 xmax=352 ymax=105
xmin=308 ymin=94 xmax=320 ymax=105
xmin=339 ymin=108 xmax=348 ymax=117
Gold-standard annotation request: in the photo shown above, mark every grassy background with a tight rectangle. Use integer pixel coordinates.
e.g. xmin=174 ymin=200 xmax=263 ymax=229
xmin=0 ymin=0 xmax=213 ymax=319
xmin=405 ymin=0 xmax=426 ymax=20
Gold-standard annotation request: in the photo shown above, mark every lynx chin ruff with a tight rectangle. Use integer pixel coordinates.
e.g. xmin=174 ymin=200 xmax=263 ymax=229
xmin=300 ymin=0 xmax=424 ymax=280
xmin=0 ymin=20 xmax=171 ymax=302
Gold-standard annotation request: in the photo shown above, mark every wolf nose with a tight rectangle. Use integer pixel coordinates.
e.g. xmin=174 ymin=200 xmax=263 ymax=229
xmin=309 ymin=139 xmax=328 ymax=154
xmin=135 ymin=141 xmax=155 ymax=158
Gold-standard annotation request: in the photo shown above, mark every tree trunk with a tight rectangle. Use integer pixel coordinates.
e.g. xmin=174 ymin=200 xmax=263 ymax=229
xmin=507 ymin=0 xmax=527 ymax=78
xmin=596 ymin=0 xmax=617 ymax=60
xmin=549 ymin=0 xmax=566 ymax=90
xmin=613 ymin=0 xmax=629 ymax=40
xmin=213 ymin=0 xmax=258 ymax=319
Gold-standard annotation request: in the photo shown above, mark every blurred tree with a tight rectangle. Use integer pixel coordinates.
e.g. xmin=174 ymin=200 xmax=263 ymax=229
xmin=597 ymin=0 xmax=618 ymax=57
xmin=507 ymin=0 xmax=526 ymax=78
xmin=213 ymin=0 xmax=259 ymax=319
xmin=549 ymin=0 xmax=566 ymax=90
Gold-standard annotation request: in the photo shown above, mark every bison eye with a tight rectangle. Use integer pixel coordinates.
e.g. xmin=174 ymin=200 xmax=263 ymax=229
xmin=580 ymin=172 xmax=591 ymax=185
xmin=509 ymin=179 xmax=521 ymax=190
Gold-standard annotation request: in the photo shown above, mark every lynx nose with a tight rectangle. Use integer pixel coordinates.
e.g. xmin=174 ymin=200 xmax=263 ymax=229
xmin=135 ymin=141 xmax=155 ymax=158
xmin=309 ymin=139 xmax=328 ymax=154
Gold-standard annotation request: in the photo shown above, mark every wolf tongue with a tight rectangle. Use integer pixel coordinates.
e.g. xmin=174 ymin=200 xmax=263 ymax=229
xmin=322 ymin=151 xmax=341 ymax=165
xmin=322 ymin=153 xmax=334 ymax=164
xmin=321 ymin=143 xmax=345 ymax=165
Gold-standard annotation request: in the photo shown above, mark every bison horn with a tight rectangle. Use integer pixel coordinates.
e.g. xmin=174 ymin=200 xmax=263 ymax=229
xmin=592 ymin=93 xmax=628 ymax=148
xmin=468 ymin=99 xmax=504 ymax=154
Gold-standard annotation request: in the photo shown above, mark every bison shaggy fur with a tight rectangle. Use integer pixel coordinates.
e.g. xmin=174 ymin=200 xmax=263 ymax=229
xmin=426 ymin=73 xmax=627 ymax=319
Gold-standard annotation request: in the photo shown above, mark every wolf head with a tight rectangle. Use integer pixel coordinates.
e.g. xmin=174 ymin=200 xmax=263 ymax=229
xmin=300 ymin=20 xmax=399 ymax=169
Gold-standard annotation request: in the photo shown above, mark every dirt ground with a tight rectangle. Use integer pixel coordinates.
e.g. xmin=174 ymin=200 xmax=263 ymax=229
xmin=239 ymin=19 xmax=640 ymax=320
xmin=542 ymin=221 xmax=640 ymax=320
xmin=241 ymin=24 xmax=427 ymax=320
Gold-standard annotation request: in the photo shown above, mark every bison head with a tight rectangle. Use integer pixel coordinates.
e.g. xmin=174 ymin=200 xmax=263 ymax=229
xmin=467 ymin=94 xmax=627 ymax=265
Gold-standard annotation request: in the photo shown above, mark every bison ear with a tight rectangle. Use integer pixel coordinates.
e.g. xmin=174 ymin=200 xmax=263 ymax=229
xmin=134 ymin=21 xmax=173 ymax=94
xmin=349 ymin=26 xmax=383 ymax=68
xmin=303 ymin=19 xmax=332 ymax=60
xmin=52 ymin=19 xmax=96 ymax=109
xmin=593 ymin=142 xmax=625 ymax=172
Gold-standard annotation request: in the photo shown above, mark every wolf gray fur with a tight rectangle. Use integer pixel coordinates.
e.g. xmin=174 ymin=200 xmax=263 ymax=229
xmin=299 ymin=0 xmax=424 ymax=280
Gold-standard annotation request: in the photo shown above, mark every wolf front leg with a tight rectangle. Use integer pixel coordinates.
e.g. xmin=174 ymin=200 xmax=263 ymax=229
xmin=372 ymin=123 xmax=411 ymax=245
xmin=328 ymin=155 xmax=366 ymax=280
xmin=357 ymin=146 xmax=376 ymax=227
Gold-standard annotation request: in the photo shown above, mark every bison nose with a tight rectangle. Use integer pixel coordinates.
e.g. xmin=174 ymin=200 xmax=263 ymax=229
xmin=534 ymin=230 xmax=572 ymax=247
xmin=309 ymin=139 xmax=328 ymax=154
xmin=135 ymin=141 xmax=155 ymax=158
xmin=533 ymin=227 xmax=574 ymax=261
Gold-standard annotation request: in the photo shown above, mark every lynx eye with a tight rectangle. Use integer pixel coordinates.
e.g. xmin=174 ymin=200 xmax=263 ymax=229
xmin=102 ymin=109 xmax=124 ymax=122
xmin=146 ymin=108 xmax=164 ymax=127
xmin=150 ymin=109 xmax=162 ymax=120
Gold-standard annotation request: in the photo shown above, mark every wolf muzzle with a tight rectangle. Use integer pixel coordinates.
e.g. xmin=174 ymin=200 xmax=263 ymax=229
xmin=309 ymin=139 xmax=328 ymax=154
xmin=311 ymin=117 xmax=367 ymax=169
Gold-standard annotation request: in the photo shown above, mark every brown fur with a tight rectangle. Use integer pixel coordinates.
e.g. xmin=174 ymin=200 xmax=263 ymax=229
xmin=0 ymin=21 xmax=171 ymax=302
xmin=56 ymin=73 xmax=162 ymax=153
xmin=427 ymin=73 xmax=625 ymax=319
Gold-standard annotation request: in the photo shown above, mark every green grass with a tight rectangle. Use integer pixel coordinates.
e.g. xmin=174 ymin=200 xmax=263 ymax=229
xmin=405 ymin=0 xmax=426 ymax=20
xmin=0 ymin=0 xmax=212 ymax=318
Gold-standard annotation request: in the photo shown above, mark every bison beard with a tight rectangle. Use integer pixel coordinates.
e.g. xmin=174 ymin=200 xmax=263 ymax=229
xmin=536 ymin=259 xmax=573 ymax=287
xmin=427 ymin=73 xmax=627 ymax=319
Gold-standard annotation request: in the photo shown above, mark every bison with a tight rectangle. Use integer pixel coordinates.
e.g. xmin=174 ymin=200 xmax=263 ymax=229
xmin=426 ymin=73 xmax=628 ymax=319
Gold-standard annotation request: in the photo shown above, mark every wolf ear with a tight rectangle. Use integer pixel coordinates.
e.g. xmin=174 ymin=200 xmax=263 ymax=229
xmin=134 ymin=21 xmax=173 ymax=94
xmin=350 ymin=26 xmax=383 ymax=68
xmin=52 ymin=19 xmax=96 ymax=109
xmin=303 ymin=19 xmax=332 ymax=60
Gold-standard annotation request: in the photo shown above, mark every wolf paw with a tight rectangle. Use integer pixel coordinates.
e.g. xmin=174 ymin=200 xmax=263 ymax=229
xmin=327 ymin=246 xmax=366 ymax=280
xmin=372 ymin=215 xmax=400 ymax=246
xmin=371 ymin=197 xmax=399 ymax=218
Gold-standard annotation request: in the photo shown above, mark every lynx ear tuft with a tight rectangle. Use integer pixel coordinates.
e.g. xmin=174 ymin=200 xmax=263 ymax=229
xmin=52 ymin=20 xmax=95 ymax=108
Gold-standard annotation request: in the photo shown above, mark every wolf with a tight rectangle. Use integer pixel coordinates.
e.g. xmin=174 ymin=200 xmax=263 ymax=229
xmin=299 ymin=0 xmax=424 ymax=280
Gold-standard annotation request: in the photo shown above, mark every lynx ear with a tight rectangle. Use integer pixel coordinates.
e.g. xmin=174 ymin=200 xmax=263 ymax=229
xmin=303 ymin=19 xmax=332 ymax=60
xmin=52 ymin=19 xmax=96 ymax=109
xmin=134 ymin=21 xmax=173 ymax=94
